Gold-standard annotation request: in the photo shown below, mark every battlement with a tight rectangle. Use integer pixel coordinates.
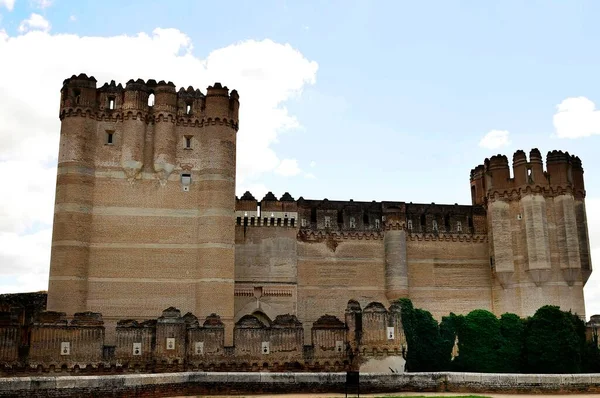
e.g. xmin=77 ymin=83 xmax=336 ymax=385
xmin=470 ymin=148 xmax=586 ymax=205
xmin=235 ymin=193 xmax=487 ymax=234
xmin=59 ymin=74 xmax=239 ymax=127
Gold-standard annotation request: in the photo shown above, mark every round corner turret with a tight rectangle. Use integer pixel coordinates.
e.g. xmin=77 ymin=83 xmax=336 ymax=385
xmin=123 ymin=79 xmax=151 ymax=112
xmin=60 ymin=73 xmax=98 ymax=115
xmin=153 ymin=81 xmax=177 ymax=115
xmin=205 ymin=82 xmax=239 ymax=126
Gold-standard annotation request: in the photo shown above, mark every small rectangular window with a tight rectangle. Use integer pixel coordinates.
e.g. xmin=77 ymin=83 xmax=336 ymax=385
xmin=456 ymin=221 xmax=462 ymax=232
xmin=108 ymin=97 xmax=115 ymax=110
xmin=184 ymin=136 xmax=192 ymax=149
xmin=186 ymin=103 xmax=192 ymax=114
xmin=324 ymin=216 xmax=331 ymax=228
xmin=106 ymin=131 xmax=114 ymax=145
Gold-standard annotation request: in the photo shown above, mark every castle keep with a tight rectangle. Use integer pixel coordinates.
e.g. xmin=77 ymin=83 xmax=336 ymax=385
xmin=47 ymin=74 xmax=592 ymax=354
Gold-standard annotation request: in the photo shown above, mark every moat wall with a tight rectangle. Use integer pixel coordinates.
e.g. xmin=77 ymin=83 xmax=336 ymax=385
xmin=2 ymin=372 xmax=600 ymax=397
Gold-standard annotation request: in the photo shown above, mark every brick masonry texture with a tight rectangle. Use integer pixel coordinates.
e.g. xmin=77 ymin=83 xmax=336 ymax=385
xmin=46 ymin=74 xmax=591 ymax=362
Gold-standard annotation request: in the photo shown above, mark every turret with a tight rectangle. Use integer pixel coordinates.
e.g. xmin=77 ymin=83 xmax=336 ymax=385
xmin=49 ymin=73 xmax=99 ymax=316
xmin=512 ymin=150 xmax=528 ymax=187
xmin=205 ymin=83 xmax=236 ymax=121
xmin=123 ymin=79 xmax=150 ymax=112
xmin=486 ymin=154 xmax=511 ymax=191
xmin=528 ymin=148 xmax=545 ymax=185
xmin=470 ymin=165 xmax=486 ymax=205
xmin=546 ymin=150 xmax=571 ymax=186
xmin=153 ymin=81 xmax=177 ymax=114
xmin=120 ymin=79 xmax=149 ymax=181
xmin=571 ymin=155 xmax=585 ymax=196
xmin=59 ymin=73 xmax=97 ymax=113
xmin=153 ymin=81 xmax=178 ymax=183
xmin=474 ymin=148 xmax=591 ymax=319
xmin=195 ymin=83 xmax=240 ymax=345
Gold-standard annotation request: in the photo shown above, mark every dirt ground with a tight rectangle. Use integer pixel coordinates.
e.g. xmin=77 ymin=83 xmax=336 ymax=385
xmin=172 ymin=394 xmax=600 ymax=398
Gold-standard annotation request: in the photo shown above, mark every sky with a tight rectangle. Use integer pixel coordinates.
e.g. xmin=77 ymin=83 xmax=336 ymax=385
xmin=0 ymin=0 xmax=599 ymax=318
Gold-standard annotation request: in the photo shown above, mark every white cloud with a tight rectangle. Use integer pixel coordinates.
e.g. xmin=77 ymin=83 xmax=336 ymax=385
xmin=18 ymin=13 xmax=51 ymax=32
xmin=553 ymin=96 xmax=600 ymax=138
xmin=275 ymin=158 xmax=302 ymax=177
xmin=30 ymin=0 xmax=51 ymax=8
xmin=69 ymin=15 xmax=76 ymax=22
xmin=0 ymin=0 xmax=15 ymax=11
xmin=0 ymin=28 xmax=317 ymax=293
xmin=478 ymin=129 xmax=511 ymax=149
xmin=304 ymin=172 xmax=316 ymax=179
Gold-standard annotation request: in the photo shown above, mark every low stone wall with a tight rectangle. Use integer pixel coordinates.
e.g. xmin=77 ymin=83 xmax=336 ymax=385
xmin=1 ymin=371 xmax=600 ymax=397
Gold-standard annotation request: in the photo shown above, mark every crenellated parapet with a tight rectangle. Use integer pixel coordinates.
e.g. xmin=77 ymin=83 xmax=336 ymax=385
xmin=59 ymin=74 xmax=239 ymax=129
xmin=470 ymin=148 xmax=586 ymax=205
xmin=7 ymin=302 xmax=407 ymax=373
xmin=235 ymin=191 xmax=298 ymax=227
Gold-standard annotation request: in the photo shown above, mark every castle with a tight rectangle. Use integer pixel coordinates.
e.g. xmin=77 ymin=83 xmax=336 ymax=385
xmin=47 ymin=74 xmax=592 ymax=352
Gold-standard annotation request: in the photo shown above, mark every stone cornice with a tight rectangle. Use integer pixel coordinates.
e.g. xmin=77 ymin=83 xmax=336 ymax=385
xmin=297 ymin=230 xmax=384 ymax=242
xmin=487 ymin=184 xmax=586 ymax=201
xmin=60 ymin=108 xmax=239 ymax=131
xmin=407 ymin=233 xmax=488 ymax=243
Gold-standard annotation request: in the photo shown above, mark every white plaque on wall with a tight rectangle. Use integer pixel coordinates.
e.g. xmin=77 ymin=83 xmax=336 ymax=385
xmin=133 ymin=342 xmax=142 ymax=356
xmin=261 ymin=341 xmax=270 ymax=355
xmin=195 ymin=342 xmax=204 ymax=355
xmin=166 ymin=338 xmax=175 ymax=350
xmin=387 ymin=326 xmax=395 ymax=340
xmin=60 ymin=342 xmax=70 ymax=356
xmin=335 ymin=340 xmax=344 ymax=353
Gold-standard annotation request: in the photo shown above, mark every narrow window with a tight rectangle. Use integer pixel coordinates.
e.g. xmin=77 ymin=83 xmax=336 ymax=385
xmin=456 ymin=221 xmax=462 ymax=232
xmin=108 ymin=97 xmax=115 ymax=110
xmin=148 ymin=93 xmax=155 ymax=107
xmin=375 ymin=219 xmax=380 ymax=229
xmin=290 ymin=218 xmax=295 ymax=227
xmin=527 ymin=168 xmax=533 ymax=183
xmin=432 ymin=220 xmax=438 ymax=231
xmin=301 ymin=218 xmax=307 ymax=227
xmin=106 ymin=131 xmax=114 ymax=145
xmin=186 ymin=103 xmax=192 ymax=114
xmin=363 ymin=213 xmax=369 ymax=225
xmin=444 ymin=214 xmax=450 ymax=230
xmin=468 ymin=216 xmax=474 ymax=228
xmin=407 ymin=220 xmax=413 ymax=230
xmin=349 ymin=217 xmax=356 ymax=229
xmin=73 ymin=89 xmax=81 ymax=105
xmin=420 ymin=214 xmax=426 ymax=227
xmin=324 ymin=216 xmax=331 ymax=228
xmin=184 ymin=136 xmax=192 ymax=149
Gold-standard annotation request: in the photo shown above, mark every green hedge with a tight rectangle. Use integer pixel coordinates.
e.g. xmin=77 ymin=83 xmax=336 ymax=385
xmin=395 ymin=299 xmax=597 ymax=373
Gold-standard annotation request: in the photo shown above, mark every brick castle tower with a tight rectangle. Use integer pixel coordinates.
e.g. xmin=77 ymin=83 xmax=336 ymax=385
xmin=48 ymin=74 xmax=239 ymax=343
xmin=470 ymin=149 xmax=592 ymax=316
